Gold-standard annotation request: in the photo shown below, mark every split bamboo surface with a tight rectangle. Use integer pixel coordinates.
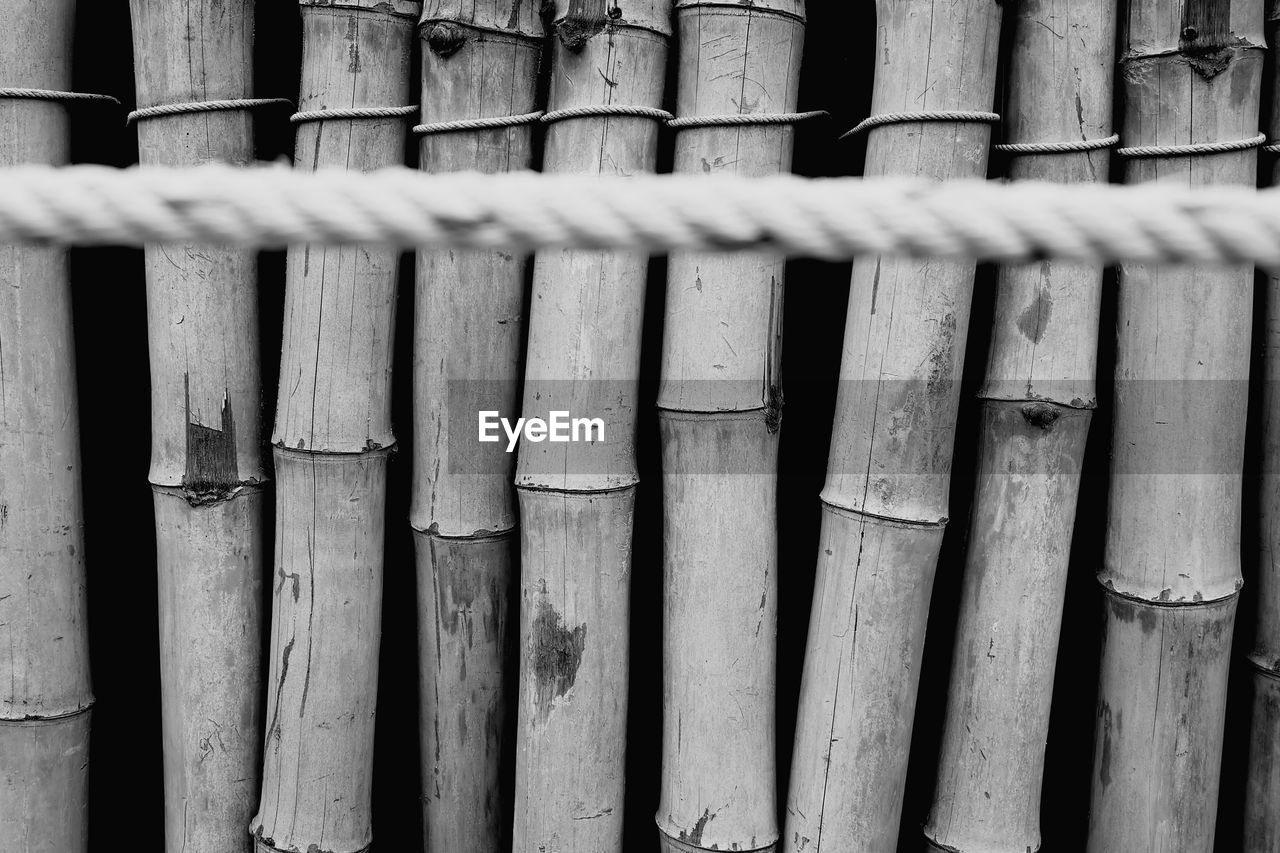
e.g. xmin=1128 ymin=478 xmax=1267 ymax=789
xmin=656 ymin=0 xmax=803 ymax=850
xmin=1088 ymin=0 xmax=1263 ymax=849
xmin=512 ymin=0 xmax=672 ymax=849
xmin=922 ymin=1 xmax=1114 ymax=852
xmin=783 ymin=1 xmax=1002 ymax=851
xmin=249 ymin=3 xmax=417 ymax=852
xmin=0 ymin=0 xmax=93 ymax=850
xmin=129 ymin=1 xmax=267 ymax=850
xmin=1245 ymin=2 xmax=1280 ymax=849
xmin=412 ymin=0 xmax=544 ymax=850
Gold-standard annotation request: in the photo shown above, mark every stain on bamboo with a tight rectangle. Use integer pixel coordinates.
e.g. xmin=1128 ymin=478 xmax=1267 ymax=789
xmin=531 ymin=598 xmax=586 ymax=720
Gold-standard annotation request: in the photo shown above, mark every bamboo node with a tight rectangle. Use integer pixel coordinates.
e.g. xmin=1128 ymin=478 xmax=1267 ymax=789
xmin=667 ymin=110 xmax=829 ymax=130
xmin=540 ymin=104 xmax=674 ymax=124
xmin=992 ymin=134 xmax=1120 ymax=155
xmin=1116 ymin=133 xmax=1266 ymax=158
xmin=0 ymin=87 xmax=121 ymax=108
xmin=291 ymin=105 xmax=418 ymax=124
xmin=839 ymin=110 xmax=1000 ymax=140
xmin=412 ymin=111 xmax=546 ymax=135
xmin=126 ymin=98 xmax=294 ymax=126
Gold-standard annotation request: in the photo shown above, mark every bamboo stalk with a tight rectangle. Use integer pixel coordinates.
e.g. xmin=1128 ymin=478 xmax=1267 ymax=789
xmin=1087 ymin=0 xmax=1263 ymax=848
xmin=248 ymin=2 xmax=417 ymax=852
xmin=781 ymin=2 xmax=1002 ymax=851
xmin=412 ymin=3 xmax=545 ymax=852
xmin=920 ymin=3 xmax=1115 ymax=852
xmin=1243 ymin=3 xmax=1280 ymax=850
xmin=0 ymin=1 xmax=93 ymax=849
xmin=412 ymin=2 xmax=544 ymax=851
xmin=656 ymin=1 xmax=803 ymax=850
xmin=511 ymin=1 xmax=672 ymax=848
xmin=129 ymin=2 xmax=267 ymax=850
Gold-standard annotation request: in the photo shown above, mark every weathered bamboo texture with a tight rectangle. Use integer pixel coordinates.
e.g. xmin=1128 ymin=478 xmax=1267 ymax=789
xmin=412 ymin=0 xmax=544 ymax=850
xmin=782 ymin=1 xmax=1002 ymax=851
xmin=130 ymin=1 xmax=266 ymax=850
xmin=512 ymin=0 xmax=671 ymax=849
xmin=1245 ymin=4 xmax=1280 ymax=849
xmin=0 ymin=1 xmax=93 ymax=850
xmin=1086 ymin=0 xmax=1263 ymax=849
xmin=248 ymin=3 xmax=417 ymax=852
xmin=921 ymin=2 xmax=1115 ymax=852
xmin=656 ymin=0 xmax=802 ymax=850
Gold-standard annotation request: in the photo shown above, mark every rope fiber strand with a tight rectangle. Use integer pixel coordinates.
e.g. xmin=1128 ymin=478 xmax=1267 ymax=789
xmin=6 ymin=163 xmax=1280 ymax=267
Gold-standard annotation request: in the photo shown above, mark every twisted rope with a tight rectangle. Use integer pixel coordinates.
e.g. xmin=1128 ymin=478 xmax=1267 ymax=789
xmin=291 ymin=105 xmax=418 ymax=124
xmin=840 ymin=110 xmax=1001 ymax=140
xmin=0 ymin=88 xmax=121 ymax=107
xmin=1117 ymin=133 xmax=1266 ymax=158
xmin=127 ymin=98 xmax=294 ymax=125
xmin=992 ymin=134 xmax=1120 ymax=155
xmin=7 ymin=164 xmax=1280 ymax=266
xmin=413 ymin=111 xmax=545 ymax=136
xmin=541 ymin=105 xmax=674 ymax=124
xmin=667 ymin=110 xmax=829 ymax=129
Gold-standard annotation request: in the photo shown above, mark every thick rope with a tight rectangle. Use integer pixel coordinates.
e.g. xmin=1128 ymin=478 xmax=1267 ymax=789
xmin=126 ymin=98 xmax=294 ymax=125
xmin=0 ymin=88 xmax=121 ymax=107
xmin=413 ymin=111 xmax=545 ymax=136
xmin=291 ymin=105 xmax=418 ymax=124
xmin=8 ymin=164 xmax=1280 ymax=267
xmin=541 ymin=105 xmax=675 ymax=124
xmin=992 ymin=134 xmax=1120 ymax=155
xmin=667 ymin=110 xmax=829 ymax=129
xmin=1117 ymin=133 xmax=1266 ymax=158
xmin=840 ymin=110 xmax=1001 ymax=140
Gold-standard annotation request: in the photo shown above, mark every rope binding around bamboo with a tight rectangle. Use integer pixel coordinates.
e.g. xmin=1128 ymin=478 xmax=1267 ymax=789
xmin=0 ymin=87 xmax=121 ymax=108
xmin=126 ymin=98 xmax=294 ymax=125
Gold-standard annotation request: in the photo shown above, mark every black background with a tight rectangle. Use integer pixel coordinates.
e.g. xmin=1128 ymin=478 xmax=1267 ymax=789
xmin=59 ymin=1 xmax=1260 ymax=850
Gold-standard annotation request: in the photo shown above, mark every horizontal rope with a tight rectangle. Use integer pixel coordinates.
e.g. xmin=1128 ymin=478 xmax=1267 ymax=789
xmin=0 ymin=88 xmax=121 ymax=107
xmin=127 ymin=98 xmax=294 ymax=125
xmin=541 ymin=105 xmax=674 ymax=124
xmin=840 ymin=110 xmax=1001 ymax=140
xmin=291 ymin=105 xmax=418 ymax=124
xmin=992 ymin=134 xmax=1120 ymax=155
xmin=1117 ymin=133 xmax=1266 ymax=158
xmin=667 ymin=110 xmax=829 ymax=129
xmin=413 ymin=111 xmax=545 ymax=136
xmin=6 ymin=165 xmax=1280 ymax=266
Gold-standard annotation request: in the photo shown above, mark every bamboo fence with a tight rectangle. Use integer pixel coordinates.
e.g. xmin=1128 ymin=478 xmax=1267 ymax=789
xmin=6 ymin=0 xmax=1280 ymax=851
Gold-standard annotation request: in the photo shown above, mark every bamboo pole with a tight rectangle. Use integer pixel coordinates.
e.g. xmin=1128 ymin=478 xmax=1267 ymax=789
xmin=412 ymin=1 xmax=544 ymax=850
xmin=1087 ymin=0 xmax=1263 ymax=848
xmin=511 ymin=0 xmax=672 ymax=848
xmin=1249 ymin=6 xmax=1280 ymax=838
xmin=129 ymin=2 xmax=267 ymax=850
xmin=248 ymin=2 xmax=417 ymax=852
xmin=782 ymin=2 xmax=1002 ymax=851
xmin=0 ymin=1 xmax=93 ymax=850
xmin=921 ymin=2 xmax=1115 ymax=851
xmin=1243 ymin=3 xmax=1280 ymax=850
xmin=656 ymin=1 xmax=803 ymax=851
